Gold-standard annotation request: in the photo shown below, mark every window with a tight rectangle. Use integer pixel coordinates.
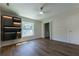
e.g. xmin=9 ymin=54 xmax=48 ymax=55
xmin=22 ymin=21 xmax=34 ymax=37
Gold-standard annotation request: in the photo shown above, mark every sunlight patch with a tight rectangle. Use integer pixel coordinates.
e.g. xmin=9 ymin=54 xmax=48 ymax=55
xmin=16 ymin=42 xmax=29 ymax=45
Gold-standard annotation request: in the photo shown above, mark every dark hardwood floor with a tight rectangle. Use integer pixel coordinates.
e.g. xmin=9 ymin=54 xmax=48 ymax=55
xmin=0 ymin=38 xmax=79 ymax=56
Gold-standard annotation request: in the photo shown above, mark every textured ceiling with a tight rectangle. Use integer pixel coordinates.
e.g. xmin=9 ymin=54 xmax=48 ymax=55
xmin=1 ymin=3 xmax=79 ymax=20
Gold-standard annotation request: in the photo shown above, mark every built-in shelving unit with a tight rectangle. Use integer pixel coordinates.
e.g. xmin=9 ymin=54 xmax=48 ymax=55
xmin=1 ymin=15 xmax=21 ymax=41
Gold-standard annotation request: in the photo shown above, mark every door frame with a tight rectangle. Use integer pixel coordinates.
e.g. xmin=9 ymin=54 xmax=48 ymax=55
xmin=43 ymin=21 xmax=52 ymax=40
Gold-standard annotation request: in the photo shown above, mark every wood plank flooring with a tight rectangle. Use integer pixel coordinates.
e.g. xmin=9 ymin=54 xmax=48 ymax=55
xmin=0 ymin=38 xmax=79 ymax=56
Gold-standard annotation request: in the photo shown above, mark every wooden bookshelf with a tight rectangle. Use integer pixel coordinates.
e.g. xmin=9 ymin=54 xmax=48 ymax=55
xmin=1 ymin=15 xmax=21 ymax=41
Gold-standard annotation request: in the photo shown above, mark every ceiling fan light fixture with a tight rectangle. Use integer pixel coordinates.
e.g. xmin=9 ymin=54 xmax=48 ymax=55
xmin=40 ymin=11 xmax=43 ymax=14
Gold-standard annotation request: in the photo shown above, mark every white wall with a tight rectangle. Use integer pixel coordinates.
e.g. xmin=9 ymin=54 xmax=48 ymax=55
xmin=21 ymin=16 xmax=42 ymax=40
xmin=42 ymin=10 xmax=79 ymax=45
xmin=52 ymin=17 xmax=67 ymax=42
xmin=66 ymin=13 xmax=79 ymax=44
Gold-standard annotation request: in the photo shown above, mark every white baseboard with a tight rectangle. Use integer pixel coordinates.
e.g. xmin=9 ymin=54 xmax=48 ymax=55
xmin=52 ymin=38 xmax=79 ymax=45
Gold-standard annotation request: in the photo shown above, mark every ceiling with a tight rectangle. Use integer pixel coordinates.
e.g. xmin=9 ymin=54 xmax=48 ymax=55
xmin=1 ymin=3 xmax=79 ymax=20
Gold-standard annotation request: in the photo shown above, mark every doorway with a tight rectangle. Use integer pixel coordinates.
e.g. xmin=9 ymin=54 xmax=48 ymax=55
xmin=44 ymin=23 xmax=50 ymax=39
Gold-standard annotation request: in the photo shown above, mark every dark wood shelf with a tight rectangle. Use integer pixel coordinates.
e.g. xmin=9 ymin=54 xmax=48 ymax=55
xmin=13 ymin=22 xmax=21 ymax=27
xmin=1 ymin=15 xmax=21 ymax=41
xmin=4 ymin=27 xmax=21 ymax=29
xmin=13 ymin=17 xmax=21 ymax=22
xmin=4 ymin=32 xmax=16 ymax=34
